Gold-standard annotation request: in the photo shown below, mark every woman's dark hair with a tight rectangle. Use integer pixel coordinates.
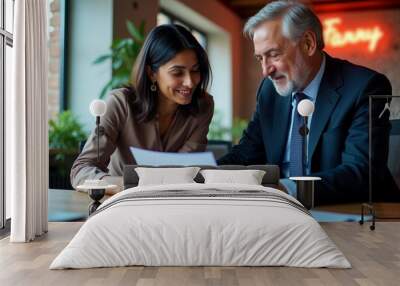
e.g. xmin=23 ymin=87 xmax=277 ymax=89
xmin=126 ymin=24 xmax=212 ymax=122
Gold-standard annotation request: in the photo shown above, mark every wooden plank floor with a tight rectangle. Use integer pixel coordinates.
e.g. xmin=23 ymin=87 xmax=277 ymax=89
xmin=1 ymin=222 xmax=399 ymax=286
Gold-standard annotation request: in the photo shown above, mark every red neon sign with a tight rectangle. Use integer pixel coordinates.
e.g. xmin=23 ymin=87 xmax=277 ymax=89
xmin=323 ymin=17 xmax=384 ymax=52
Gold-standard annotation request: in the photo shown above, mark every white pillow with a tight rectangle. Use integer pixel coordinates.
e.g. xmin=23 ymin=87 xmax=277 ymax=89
xmin=200 ymin=169 xmax=266 ymax=185
xmin=135 ymin=167 xmax=201 ymax=186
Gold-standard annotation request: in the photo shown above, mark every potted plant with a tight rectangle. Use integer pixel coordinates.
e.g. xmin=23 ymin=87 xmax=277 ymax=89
xmin=208 ymin=109 xmax=248 ymax=144
xmin=231 ymin=117 xmax=248 ymax=144
xmin=207 ymin=110 xmax=231 ymax=141
xmin=49 ymin=111 xmax=87 ymax=189
xmin=94 ymin=20 xmax=146 ymax=98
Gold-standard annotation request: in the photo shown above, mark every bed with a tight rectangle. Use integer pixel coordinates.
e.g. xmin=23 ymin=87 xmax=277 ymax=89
xmin=50 ymin=165 xmax=350 ymax=269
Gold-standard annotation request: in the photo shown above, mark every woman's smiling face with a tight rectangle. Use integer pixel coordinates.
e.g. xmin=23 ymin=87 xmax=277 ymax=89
xmin=151 ymin=49 xmax=201 ymax=106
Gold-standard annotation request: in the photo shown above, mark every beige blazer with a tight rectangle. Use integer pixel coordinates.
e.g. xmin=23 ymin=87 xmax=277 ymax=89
xmin=71 ymin=88 xmax=214 ymax=189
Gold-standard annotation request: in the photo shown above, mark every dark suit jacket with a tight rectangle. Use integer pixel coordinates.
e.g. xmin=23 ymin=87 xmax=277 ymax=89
xmin=218 ymin=53 xmax=399 ymax=205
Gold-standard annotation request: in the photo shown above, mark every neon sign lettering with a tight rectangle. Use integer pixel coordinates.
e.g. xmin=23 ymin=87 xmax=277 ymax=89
xmin=323 ymin=17 xmax=384 ymax=52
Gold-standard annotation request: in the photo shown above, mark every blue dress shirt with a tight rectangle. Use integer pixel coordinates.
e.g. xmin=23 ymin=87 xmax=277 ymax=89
xmin=280 ymin=55 xmax=326 ymax=196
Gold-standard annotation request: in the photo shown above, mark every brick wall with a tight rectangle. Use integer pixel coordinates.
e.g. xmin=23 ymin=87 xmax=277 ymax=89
xmin=48 ymin=0 xmax=60 ymax=121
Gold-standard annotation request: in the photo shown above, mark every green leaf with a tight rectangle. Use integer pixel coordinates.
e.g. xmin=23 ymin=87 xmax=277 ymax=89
xmin=139 ymin=20 xmax=145 ymax=35
xmin=92 ymin=54 xmax=111 ymax=64
xmin=93 ymin=19 xmax=146 ymax=98
xmin=99 ymin=81 xmax=113 ymax=99
xmin=110 ymin=74 xmax=129 ymax=88
xmin=113 ymin=38 xmax=130 ymax=50
xmin=126 ymin=20 xmax=144 ymax=42
xmin=111 ymin=38 xmax=122 ymax=49
xmin=112 ymin=58 xmax=124 ymax=70
xmin=48 ymin=111 xmax=87 ymax=151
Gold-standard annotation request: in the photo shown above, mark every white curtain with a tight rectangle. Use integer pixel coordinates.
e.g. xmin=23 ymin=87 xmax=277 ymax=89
xmin=8 ymin=0 xmax=48 ymax=242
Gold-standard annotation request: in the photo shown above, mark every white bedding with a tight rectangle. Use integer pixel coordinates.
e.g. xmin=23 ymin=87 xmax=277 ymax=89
xmin=50 ymin=183 xmax=351 ymax=269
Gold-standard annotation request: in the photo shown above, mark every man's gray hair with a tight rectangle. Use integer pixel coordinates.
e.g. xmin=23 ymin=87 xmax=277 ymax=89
xmin=243 ymin=0 xmax=324 ymax=50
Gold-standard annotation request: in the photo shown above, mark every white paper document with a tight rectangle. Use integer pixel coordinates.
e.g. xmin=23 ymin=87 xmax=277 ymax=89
xmin=130 ymin=147 xmax=217 ymax=166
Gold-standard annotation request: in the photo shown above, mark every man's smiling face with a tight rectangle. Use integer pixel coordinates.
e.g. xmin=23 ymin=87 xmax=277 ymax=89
xmin=253 ymin=19 xmax=312 ymax=96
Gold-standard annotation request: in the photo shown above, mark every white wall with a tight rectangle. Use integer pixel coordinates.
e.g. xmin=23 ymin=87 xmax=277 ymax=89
xmin=68 ymin=0 xmax=113 ymax=132
xmin=208 ymin=33 xmax=232 ymax=129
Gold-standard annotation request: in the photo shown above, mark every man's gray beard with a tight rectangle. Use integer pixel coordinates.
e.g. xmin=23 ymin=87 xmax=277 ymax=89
xmin=271 ymin=79 xmax=295 ymax=97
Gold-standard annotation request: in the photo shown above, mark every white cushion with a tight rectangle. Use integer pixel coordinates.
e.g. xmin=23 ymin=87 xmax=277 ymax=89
xmin=200 ymin=169 xmax=266 ymax=185
xmin=135 ymin=167 xmax=201 ymax=186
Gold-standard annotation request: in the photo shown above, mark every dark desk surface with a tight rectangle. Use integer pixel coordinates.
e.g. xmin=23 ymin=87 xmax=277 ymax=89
xmin=48 ymin=189 xmax=109 ymax=221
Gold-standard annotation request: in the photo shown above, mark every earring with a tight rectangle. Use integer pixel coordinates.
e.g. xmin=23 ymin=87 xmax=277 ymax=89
xmin=150 ymin=82 xmax=157 ymax=92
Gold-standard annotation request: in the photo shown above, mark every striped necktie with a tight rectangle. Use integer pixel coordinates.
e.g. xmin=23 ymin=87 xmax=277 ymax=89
xmin=289 ymin=92 xmax=308 ymax=177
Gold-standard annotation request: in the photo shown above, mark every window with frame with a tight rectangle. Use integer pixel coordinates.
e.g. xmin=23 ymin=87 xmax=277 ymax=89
xmin=157 ymin=10 xmax=208 ymax=51
xmin=0 ymin=0 xmax=14 ymax=233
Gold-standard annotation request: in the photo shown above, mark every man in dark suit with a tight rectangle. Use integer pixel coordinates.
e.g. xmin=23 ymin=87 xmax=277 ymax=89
xmin=218 ymin=0 xmax=398 ymax=205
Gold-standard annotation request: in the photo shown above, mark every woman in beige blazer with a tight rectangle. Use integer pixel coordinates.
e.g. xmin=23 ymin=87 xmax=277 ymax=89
xmin=71 ymin=24 xmax=214 ymax=193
